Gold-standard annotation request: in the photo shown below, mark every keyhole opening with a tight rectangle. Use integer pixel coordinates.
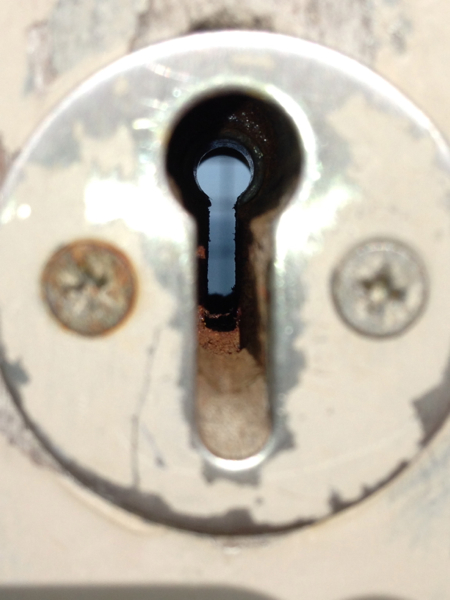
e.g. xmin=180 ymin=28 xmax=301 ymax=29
xmin=196 ymin=146 xmax=252 ymax=303
xmin=166 ymin=92 xmax=302 ymax=461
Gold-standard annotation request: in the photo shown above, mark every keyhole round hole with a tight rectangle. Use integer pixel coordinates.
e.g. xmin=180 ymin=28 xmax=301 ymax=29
xmin=196 ymin=148 xmax=252 ymax=297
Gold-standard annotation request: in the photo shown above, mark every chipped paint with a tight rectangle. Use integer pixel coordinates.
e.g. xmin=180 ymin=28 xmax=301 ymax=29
xmin=413 ymin=356 xmax=450 ymax=445
xmin=49 ymin=0 xmax=148 ymax=76
xmin=1 ymin=32 xmax=450 ymax=539
xmin=0 ymin=0 xmax=450 ymax=595
xmin=25 ymin=21 xmax=56 ymax=94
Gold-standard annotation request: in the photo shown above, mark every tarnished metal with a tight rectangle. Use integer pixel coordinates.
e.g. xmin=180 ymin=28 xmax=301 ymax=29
xmin=1 ymin=31 xmax=450 ymax=535
xmin=42 ymin=239 xmax=137 ymax=336
xmin=332 ymin=239 xmax=428 ymax=337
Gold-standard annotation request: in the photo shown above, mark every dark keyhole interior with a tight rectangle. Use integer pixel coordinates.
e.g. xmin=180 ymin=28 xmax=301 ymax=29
xmin=196 ymin=147 xmax=252 ymax=298
xmin=166 ymin=92 xmax=302 ymax=460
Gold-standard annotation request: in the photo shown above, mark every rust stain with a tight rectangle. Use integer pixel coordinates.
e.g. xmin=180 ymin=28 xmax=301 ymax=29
xmin=41 ymin=239 xmax=137 ymax=337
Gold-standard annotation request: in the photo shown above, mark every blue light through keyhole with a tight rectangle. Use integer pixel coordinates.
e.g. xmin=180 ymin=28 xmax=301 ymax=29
xmin=196 ymin=153 xmax=252 ymax=296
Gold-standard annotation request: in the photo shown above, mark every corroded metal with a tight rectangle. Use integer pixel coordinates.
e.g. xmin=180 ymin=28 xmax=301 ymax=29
xmin=42 ymin=240 xmax=136 ymax=336
xmin=1 ymin=32 xmax=450 ymax=535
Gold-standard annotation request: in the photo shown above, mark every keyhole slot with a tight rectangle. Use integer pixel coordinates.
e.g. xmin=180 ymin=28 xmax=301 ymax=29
xmin=166 ymin=92 xmax=302 ymax=461
xmin=196 ymin=145 xmax=252 ymax=303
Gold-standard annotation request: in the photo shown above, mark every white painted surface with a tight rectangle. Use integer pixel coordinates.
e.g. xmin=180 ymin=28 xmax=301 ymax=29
xmin=0 ymin=1 xmax=450 ymax=598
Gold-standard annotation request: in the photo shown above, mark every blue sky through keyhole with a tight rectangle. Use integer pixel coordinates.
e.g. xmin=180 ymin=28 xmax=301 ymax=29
xmin=196 ymin=154 xmax=252 ymax=296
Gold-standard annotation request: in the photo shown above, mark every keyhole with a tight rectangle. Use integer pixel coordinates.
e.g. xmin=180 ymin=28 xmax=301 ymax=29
xmin=166 ymin=92 xmax=301 ymax=461
xmin=196 ymin=148 xmax=252 ymax=298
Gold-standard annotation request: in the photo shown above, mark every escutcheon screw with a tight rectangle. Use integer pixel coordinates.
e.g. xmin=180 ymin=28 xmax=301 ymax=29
xmin=332 ymin=239 xmax=427 ymax=337
xmin=42 ymin=239 xmax=136 ymax=336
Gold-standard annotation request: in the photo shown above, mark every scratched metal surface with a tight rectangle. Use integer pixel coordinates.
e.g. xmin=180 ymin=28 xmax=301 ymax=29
xmin=2 ymin=32 xmax=450 ymax=536
xmin=0 ymin=1 xmax=450 ymax=599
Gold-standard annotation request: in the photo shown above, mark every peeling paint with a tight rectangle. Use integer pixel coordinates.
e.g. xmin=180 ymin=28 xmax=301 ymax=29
xmin=328 ymin=460 xmax=408 ymax=514
xmin=388 ymin=15 xmax=412 ymax=53
xmin=0 ymin=402 xmax=59 ymax=472
xmin=0 ymin=136 xmax=14 ymax=187
xmin=25 ymin=21 xmax=56 ymax=94
xmin=130 ymin=0 xmax=383 ymax=66
xmin=48 ymin=0 xmax=147 ymax=77
xmin=0 ymin=357 xmax=309 ymax=534
xmin=0 ymin=346 xmax=59 ymax=473
xmin=2 ymin=27 xmax=450 ymax=536
xmin=0 ymin=357 xmax=29 ymax=388
xmin=0 ymin=0 xmax=449 ymax=592
xmin=413 ymin=356 xmax=450 ymax=445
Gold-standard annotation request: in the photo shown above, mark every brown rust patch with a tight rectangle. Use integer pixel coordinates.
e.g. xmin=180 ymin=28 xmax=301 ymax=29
xmin=41 ymin=239 xmax=137 ymax=337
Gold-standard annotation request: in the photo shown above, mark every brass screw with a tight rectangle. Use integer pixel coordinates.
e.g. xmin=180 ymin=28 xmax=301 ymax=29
xmin=42 ymin=240 xmax=136 ymax=336
xmin=332 ymin=239 xmax=428 ymax=337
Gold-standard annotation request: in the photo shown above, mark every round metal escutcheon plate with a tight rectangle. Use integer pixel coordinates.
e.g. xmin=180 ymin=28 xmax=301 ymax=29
xmin=1 ymin=31 xmax=450 ymax=534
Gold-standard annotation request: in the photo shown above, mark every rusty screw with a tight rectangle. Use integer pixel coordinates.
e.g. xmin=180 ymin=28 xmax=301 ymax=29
xmin=332 ymin=239 xmax=427 ymax=337
xmin=42 ymin=240 xmax=136 ymax=336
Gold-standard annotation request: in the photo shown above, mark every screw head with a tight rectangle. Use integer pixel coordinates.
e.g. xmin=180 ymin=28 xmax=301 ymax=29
xmin=42 ymin=240 xmax=136 ymax=336
xmin=332 ymin=239 xmax=428 ymax=337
